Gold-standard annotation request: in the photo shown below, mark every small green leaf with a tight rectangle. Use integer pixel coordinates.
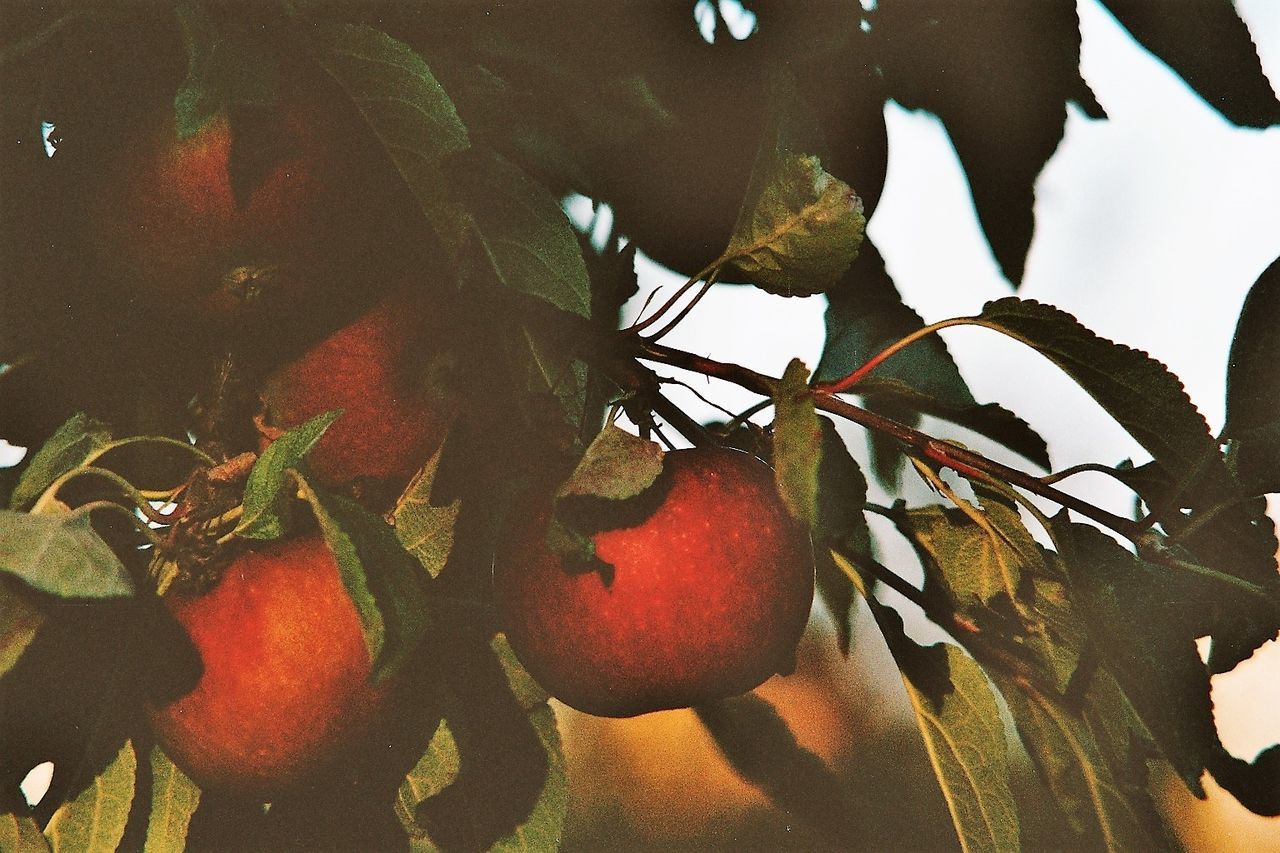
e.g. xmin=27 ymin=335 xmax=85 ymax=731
xmin=0 ymin=510 xmax=134 ymax=599
xmin=772 ymin=359 xmax=821 ymax=526
xmin=556 ymin=424 xmax=664 ymax=502
xmin=309 ymin=22 xmax=469 ymax=185
xmin=0 ymin=811 xmax=49 ymax=852
xmin=143 ymin=745 xmax=200 ymax=853
xmin=235 ymin=410 xmax=340 ymax=540
xmin=44 ymin=739 xmax=137 ymax=853
xmin=397 ymin=719 xmax=460 ymax=851
xmin=393 ymin=445 xmax=461 ymax=579
xmin=0 ymin=579 xmax=45 ymax=677
xmin=723 ymin=149 xmax=865 ymax=295
xmin=448 ymin=148 xmax=591 ymax=317
xmin=9 ymin=413 xmax=112 ymax=511
xmin=295 ymin=475 xmax=430 ymax=681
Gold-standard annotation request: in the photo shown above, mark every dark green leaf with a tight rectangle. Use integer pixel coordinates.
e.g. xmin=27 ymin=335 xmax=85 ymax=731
xmin=0 ymin=510 xmax=134 ymax=599
xmin=723 ymin=147 xmax=865 ymax=295
xmin=1052 ymin=519 xmax=1214 ymax=794
xmin=556 ymin=424 xmax=664 ymax=503
xmin=1099 ymin=0 xmax=1280 ymax=128
xmin=448 ymin=148 xmax=591 ymax=317
xmin=520 ymin=324 xmax=587 ymax=434
xmin=772 ymin=359 xmax=821 ymax=526
xmin=813 ymin=418 xmax=869 ymax=653
xmin=309 ymin=22 xmax=469 ymax=190
xmin=0 ymin=579 xmax=44 ymax=678
xmin=9 ymin=413 xmax=112 ymax=511
xmin=393 ymin=445 xmax=461 ymax=580
xmin=143 ymin=745 xmax=200 ymax=853
xmin=696 ymin=695 xmax=864 ymax=848
xmin=1224 ymin=255 xmax=1280 ymax=493
xmin=856 ymin=583 xmax=1021 ymax=853
xmin=43 ymin=739 xmax=137 ymax=853
xmin=995 ymin=674 xmax=1168 ymax=851
xmin=235 ymin=410 xmax=340 ymax=540
xmin=295 ymin=475 xmax=430 ymax=681
xmin=977 ymin=298 xmax=1226 ymax=498
xmin=873 ymin=3 xmax=1100 ymax=284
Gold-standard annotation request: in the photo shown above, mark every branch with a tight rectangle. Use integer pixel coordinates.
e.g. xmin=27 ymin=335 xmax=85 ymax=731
xmin=634 ymin=339 xmax=1150 ymax=543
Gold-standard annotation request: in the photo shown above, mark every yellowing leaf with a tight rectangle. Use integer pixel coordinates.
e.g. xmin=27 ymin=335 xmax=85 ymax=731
xmin=394 ymin=445 xmax=461 ymax=580
xmin=142 ymin=746 xmax=200 ymax=853
xmin=44 ymin=739 xmax=136 ymax=853
xmin=772 ymin=359 xmax=821 ymax=526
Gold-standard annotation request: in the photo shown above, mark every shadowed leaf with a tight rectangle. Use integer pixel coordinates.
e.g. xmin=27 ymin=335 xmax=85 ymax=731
xmin=394 ymin=445 xmax=461 ymax=580
xmin=9 ymin=414 xmax=112 ymax=511
xmin=142 ymin=746 xmax=200 ymax=853
xmin=0 ymin=511 xmax=134 ymax=599
xmin=772 ymin=359 xmax=821 ymax=526
xmin=235 ymin=410 xmax=340 ymax=540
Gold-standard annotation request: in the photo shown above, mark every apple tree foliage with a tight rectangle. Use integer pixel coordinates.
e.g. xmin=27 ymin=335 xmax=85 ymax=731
xmin=2 ymin=2 xmax=1280 ymax=850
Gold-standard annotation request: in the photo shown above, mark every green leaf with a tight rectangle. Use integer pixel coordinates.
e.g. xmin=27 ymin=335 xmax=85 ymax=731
xmin=490 ymin=637 xmax=565 ymax=852
xmin=854 ymin=376 xmax=1050 ymax=470
xmin=556 ymin=424 xmax=664 ymax=502
xmin=397 ymin=635 xmax=566 ymax=851
xmin=520 ymin=323 xmax=588 ymax=434
xmin=44 ymin=739 xmax=137 ymax=853
xmin=9 ymin=413 xmax=112 ymax=511
xmin=143 ymin=745 xmax=200 ymax=853
xmin=976 ymin=298 xmax=1224 ymax=498
xmin=813 ymin=418 xmax=869 ymax=653
xmin=891 ymin=491 xmax=1043 ymax=608
xmin=1052 ymin=520 xmax=1215 ymax=794
xmin=393 ymin=445 xmax=461 ymax=580
xmin=994 ymin=674 xmax=1168 ymax=851
xmin=0 ymin=811 xmax=49 ymax=852
xmin=447 ymin=148 xmax=591 ymax=317
xmin=841 ymin=556 xmax=1020 ymax=853
xmin=397 ymin=719 xmax=460 ymax=852
xmin=235 ymin=410 xmax=340 ymax=540
xmin=0 ymin=579 xmax=45 ymax=677
xmin=771 ymin=359 xmax=821 ymax=526
xmin=723 ymin=149 xmax=865 ymax=296
xmin=309 ymin=22 xmax=469 ymax=188
xmin=0 ymin=510 xmax=134 ymax=599
xmin=295 ymin=475 xmax=430 ymax=681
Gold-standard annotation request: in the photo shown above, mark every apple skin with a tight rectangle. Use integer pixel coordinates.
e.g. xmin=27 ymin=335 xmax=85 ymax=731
xmin=494 ymin=446 xmax=814 ymax=718
xmin=148 ymin=535 xmax=390 ymax=798
xmin=81 ymin=80 xmax=419 ymax=330
xmin=256 ymin=285 xmax=452 ymax=493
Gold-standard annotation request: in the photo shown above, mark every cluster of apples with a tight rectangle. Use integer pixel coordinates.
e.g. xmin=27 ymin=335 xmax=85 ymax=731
xmin=93 ymin=81 xmax=813 ymax=798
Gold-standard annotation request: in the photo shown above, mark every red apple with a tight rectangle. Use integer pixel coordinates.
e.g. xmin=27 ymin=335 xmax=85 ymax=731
xmin=255 ymin=285 xmax=453 ymax=493
xmin=81 ymin=77 xmax=419 ymax=328
xmin=148 ymin=535 xmax=390 ymax=797
xmin=494 ymin=446 xmax=814 ymax=718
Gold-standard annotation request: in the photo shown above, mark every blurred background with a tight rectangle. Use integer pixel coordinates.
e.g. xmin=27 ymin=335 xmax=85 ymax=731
xmin=559 ymin=0 xmax=1280 ymax=848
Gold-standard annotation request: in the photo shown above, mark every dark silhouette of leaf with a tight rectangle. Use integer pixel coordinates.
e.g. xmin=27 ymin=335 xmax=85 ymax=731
xmin=871 ymin=1 xmax=1103 ymax=285
xmin=1224 ymin=254 xmax=1280 ymax=493
xmin=1052 ymin=520 xmax=1216 ymax=794
xmin=695 ymin=694 xmax=863 ymax=849
xmin=1099 ymin=0 xmax=1280 ymax=128
xmin=1208 ymin=745 xmax=1280 ymax=817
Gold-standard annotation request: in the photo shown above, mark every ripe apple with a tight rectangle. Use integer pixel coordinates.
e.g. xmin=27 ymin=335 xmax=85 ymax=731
xmin=255 ymin=284 xmax=453 ymax=494
xmin=80 ymin=75 xmax=421 ymax=330
xmin=494 ymin=446 xmax=814 ymax=718
xmin=148 ymin=535 xmax=390 ymax=797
